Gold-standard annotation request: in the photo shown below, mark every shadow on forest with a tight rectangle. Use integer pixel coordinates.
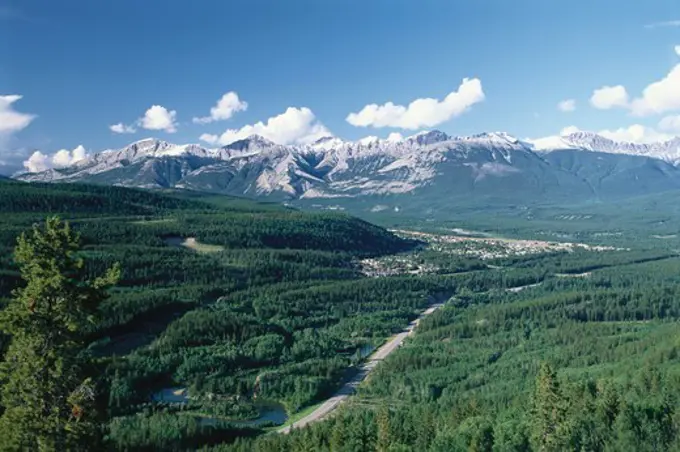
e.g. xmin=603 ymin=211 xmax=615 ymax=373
xmin=91 ymin=301 xmax=196 ymax=356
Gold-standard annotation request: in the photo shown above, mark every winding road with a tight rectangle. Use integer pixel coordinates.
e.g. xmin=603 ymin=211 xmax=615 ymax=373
xmin=278 ymin=303 xmax=444 ymax=434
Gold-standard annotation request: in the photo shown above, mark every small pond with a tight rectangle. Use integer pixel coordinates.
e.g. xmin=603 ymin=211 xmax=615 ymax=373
xmin=152 ymin=387 xmax=190 ymax=404
xmin=197 ymin=401 xmax=289 ymax=427
xmin=152 ymin=389 xmax=288 ymax=427
xmin=357 ymin=343 xmax=376 ymax=359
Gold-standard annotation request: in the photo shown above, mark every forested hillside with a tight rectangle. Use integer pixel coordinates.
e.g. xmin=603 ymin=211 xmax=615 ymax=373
xmin=0 ymin=180 xmax=434 ymax=450
xmin=221 ymin=257 xmax=680 ymax=451
xmin=2 ymin=179 xmax=680 ymax=451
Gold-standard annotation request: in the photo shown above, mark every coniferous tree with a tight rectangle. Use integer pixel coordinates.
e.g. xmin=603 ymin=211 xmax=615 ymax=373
xmin=329 ymin=412 xmax=347 ymax=452
xmin=0 ymin=217 xmax=119 ymax=451
xmin=530 ymin=362 xmax=569 ymax=451
xmin=376 ymin=406 xmax=392 ymax=452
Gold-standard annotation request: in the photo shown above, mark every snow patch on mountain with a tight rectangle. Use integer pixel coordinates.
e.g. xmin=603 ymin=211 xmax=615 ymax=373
xmin=465 ymin=162 xmax=521 ymax=182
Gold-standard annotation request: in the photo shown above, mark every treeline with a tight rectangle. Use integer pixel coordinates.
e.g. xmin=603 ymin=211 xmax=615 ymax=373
xmin=0 ymin=181 xmax=201 ymax=214
xmin=495 ymin=248 xmax=677 ymax=275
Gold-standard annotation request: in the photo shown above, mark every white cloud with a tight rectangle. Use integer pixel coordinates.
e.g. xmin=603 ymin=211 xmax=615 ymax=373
xmin=22 ymin=145 xmax=88 ymax=173
xmin=0 ymin=95 xmax=37 ymax=173
xmin=629 ymin=64 xmax=680 ymax=116
xmin=110 ymin=123 xmax=136 ymax=134
xmin=0 ymin=95 xmax=35 ymax=133
xmin=200 ymin=107 xmax=331 ymax=146
xmin=529 ymin=124 xmax=674 ymax=149
xmin=590 ymin=85 xmax=629 ymax=110
xmin=357 ymin=136 xmax=379 ymax=145
xmin=658 ymin=115 xmax=680 ymax=133
xmin=23 ymin=151 xmax=49 ymax=173
xmin=199 ymin=133 xmax=219 ymax=145
xmin=110 ymin=104 xmax=178 ymax=134
xmin=346 ymin=78 xmax=485 ymax=130
xmin=560 ymin=126 xmax=581 ymax=135
xmin=53 ymin=145 xmax=87 ymax=167
xmin=140 ymin=105 xmax=178 ymax=133
xmin=386 ymin=132 xmax=404 ymax=142
xmin=557 ymin=99 xmax=576 ymax=112
xmin=357 ymin=132 xmax=403 ymax=145
xmin=193 ymin=92 xmax=247 ymax=124
xmin=597 ymin=124 xmax=672 ymax=144
xmin=589 ymin=50 xmax=680 ymax=117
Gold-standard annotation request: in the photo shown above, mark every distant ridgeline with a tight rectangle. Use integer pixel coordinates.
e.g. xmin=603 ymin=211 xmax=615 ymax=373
xmin=13 ymin=132 xmax=680 ymax=221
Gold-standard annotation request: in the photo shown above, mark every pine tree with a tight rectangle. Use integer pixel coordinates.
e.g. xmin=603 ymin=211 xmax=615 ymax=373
xmin=376 ymin=406 xmax=392 ymax=452
xmin=330 ymin=411 xmax=347 ymax=452
xmin=530 ymin=362 xmax=569 ymax=451
xmin=0 ymin=217 xmax=120 ymax=451
xmin=596 ymin=381 xmax=620 ymax=431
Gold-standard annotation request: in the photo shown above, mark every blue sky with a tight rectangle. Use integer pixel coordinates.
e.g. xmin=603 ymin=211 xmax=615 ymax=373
xmin=1 ymin=0 xmax=680 ymax=172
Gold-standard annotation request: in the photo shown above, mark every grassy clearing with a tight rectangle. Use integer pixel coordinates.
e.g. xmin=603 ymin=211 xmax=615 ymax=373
xmin=164 ymin=236 xmax=224 ymax=253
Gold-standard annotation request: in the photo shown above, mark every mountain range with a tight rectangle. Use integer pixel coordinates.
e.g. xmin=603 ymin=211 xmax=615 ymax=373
xmin=14 ymin=130 xmax=680 ymax=212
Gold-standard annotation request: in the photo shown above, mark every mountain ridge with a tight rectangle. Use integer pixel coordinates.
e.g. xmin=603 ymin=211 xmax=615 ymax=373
xmin=14 ymin=130 xmax=680 ymax=207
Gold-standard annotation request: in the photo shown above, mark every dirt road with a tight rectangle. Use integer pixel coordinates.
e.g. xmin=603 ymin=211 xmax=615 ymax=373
xmin=278 ymin=303 xmax=444 ymax=434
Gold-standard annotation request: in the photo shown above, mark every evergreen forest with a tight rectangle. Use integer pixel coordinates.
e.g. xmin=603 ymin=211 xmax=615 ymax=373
xmin=1 ymin=179 xmax=679 ymax=451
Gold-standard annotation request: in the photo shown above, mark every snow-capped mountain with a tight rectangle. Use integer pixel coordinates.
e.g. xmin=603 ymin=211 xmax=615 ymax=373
xmin=531 ymin=131 xmax=680 ymax=165
xmin=13 ymin=130 xmax=680 ymax=208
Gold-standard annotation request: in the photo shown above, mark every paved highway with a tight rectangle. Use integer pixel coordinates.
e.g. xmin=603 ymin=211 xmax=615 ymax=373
xmin=278 ymin=303 xmax=444 ymax=434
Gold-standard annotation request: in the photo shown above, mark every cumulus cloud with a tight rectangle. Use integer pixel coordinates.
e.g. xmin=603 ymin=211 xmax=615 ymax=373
xmin=560 ymin=126 xmax=581 ymax=136
xmin=355 ymin=133 xmax=404 ymax=145
xmin=110 ymin=123 xmax=136 ymax=134
xmin=0 ymin=95 xmax=37 ymax=173
xmin=200 ymin=107 xmax=331 ymax=146
xmin=346 ymin=78 xmax=485 ymax=130
xmin=53 ymin=145 xmax=87 ymax=167
xmin=386 ymin=132 xmax=404 ymax=142
xmin=198 ymin=133 xmax=219 ymax=145
xmin=23 ymin=145 xmax=88 ymax=173
xmin=629 ymin=64 xmax=680 ymax=116
xmin=23 ymin=151 xmax=49 ymax=173
xmin=658 ymin=115 xmax=680 ymax=133
xmin=140 ymin=105 xmax=178 ymax=133
xmin=357 ymin=136 xmax=379 ymax=145
xmin=588 ymin=49 xmax=680 ymax=116
xmin=110 ymin=104 xmax=178 ymax=134
xmin=597 ymin=124 xmax=672 ymax=144
xmin=193 ymin=92 xmax=248 ymax=124
xmin=0 ymin=95 xmax=36 ymax=133
xmin=590 ymin=85 xmax=629 ymax=110
xmin=557 ymin=99 xmax=576 ymax=112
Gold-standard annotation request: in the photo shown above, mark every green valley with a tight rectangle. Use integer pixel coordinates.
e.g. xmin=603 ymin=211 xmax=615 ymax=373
xmin=1 ymin=179 xmax=680 ymax=451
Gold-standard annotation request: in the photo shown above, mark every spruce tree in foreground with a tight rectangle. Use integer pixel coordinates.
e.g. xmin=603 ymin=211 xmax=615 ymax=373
xmin=0 ymin=217 xmax=119 ymax=451
xmin=530 ymin=362 xmax=570 ymax=451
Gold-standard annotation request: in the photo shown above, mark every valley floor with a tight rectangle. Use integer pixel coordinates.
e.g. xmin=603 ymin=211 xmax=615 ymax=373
xmin=4 ymin=181 xmax=680 ymax=451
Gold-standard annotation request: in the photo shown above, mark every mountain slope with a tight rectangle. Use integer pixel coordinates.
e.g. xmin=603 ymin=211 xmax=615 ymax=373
xmin=544 ymin=150 xmax=680 ymax=198
xmin=13 ymin=130 xmax=680 ymax=209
